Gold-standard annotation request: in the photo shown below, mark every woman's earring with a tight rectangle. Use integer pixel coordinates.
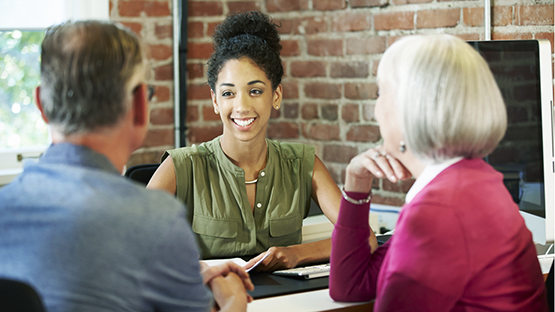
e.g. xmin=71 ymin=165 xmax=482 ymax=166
xmin=399 ymin=141 xmax=406 ymax=153
xmin=274 ymin=105 xmax=279 ymax=110
xmin=214 ymin=108 xmax=219 ymax=114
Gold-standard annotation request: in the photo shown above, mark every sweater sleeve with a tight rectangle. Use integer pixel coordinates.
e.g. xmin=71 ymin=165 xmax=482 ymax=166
xmin=329 ymin=192 xmax=388 ymax=302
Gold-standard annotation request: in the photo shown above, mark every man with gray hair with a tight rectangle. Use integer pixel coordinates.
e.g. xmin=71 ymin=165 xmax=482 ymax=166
xmin=0 ymin=20 xmax=252 ymax=312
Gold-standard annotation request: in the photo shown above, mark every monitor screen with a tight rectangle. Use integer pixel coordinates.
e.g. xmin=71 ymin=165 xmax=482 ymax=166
xmin=468 ymin=40 xmax=554 ymax=244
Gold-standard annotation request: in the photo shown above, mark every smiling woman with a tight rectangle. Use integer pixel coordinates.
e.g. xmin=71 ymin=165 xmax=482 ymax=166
xmin=147 ymin=11 xmax=356 ymax=272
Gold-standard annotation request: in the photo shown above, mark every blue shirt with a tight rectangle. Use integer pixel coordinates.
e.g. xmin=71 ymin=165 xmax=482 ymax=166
xmin=0 ymin=143 xmax=212 ymax=312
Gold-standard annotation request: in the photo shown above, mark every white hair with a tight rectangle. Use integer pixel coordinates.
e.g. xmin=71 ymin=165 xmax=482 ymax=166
xmin=377 ymin=34 xmax=507 ymax=162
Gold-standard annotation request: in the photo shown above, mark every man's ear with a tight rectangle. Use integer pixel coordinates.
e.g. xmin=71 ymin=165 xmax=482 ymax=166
xmin=132 ymin=84 xmax=149 ymax=127
xmin=34 ymin=86 xmax=49 ymax=124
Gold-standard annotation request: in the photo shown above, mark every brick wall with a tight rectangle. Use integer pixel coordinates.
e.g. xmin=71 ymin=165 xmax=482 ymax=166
xmin=111 ymin=0 xmax=554 ymax=206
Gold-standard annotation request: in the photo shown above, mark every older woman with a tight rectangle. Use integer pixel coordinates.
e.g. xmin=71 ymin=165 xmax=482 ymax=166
xmin=329 ymin=34 xmax=547 ymax=311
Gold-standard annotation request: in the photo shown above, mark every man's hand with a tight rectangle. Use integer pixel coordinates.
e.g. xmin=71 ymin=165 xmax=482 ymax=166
xmin=200 ymin=261 xmax=254 ymax=312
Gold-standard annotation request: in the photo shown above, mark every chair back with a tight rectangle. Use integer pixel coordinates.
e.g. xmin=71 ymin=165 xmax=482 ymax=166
xmin=124 ymin=163 xmax=160 ymax=186
xmin=0 ymin=278 xmax=46 ymax=312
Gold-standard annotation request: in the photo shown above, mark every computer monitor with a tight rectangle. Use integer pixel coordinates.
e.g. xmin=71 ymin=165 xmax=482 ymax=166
xmin=468 ymin=40 xmax=554 ymax=244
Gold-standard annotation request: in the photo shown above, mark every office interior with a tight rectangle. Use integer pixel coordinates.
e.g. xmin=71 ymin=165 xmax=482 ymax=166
xmin=0 ymin=0 xmax=553 ymax=311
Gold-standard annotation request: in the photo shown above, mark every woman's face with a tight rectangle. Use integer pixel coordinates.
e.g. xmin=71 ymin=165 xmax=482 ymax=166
xmin=375 ymin=78 xmax=404 ymax=157
xmin=211 ymin=57 xmax=282 ymax=144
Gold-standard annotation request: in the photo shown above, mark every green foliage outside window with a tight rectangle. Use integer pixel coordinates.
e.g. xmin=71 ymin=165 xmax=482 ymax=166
xmin=0 ymin=30 xmax=48 ymax=149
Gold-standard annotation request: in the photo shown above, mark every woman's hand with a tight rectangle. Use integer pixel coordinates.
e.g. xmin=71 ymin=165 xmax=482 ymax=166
xmin=345 ymin=146 xmax=411 ymax=193
xmin=244 ymin=246 xmax=299 ymax=272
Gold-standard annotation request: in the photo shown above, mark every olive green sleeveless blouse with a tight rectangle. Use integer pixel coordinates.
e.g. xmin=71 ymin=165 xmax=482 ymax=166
xmin=163 ymin=136 xmax=315 ymax=259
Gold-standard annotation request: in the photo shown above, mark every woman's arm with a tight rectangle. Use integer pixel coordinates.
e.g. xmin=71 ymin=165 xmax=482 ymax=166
xmin=147 ymin=156 xmax=177 ymax=195
xmin=311 ymin=155 xmax=341 ymax=224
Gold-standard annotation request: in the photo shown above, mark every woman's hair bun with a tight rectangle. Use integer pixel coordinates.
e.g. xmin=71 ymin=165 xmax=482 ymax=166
xmin=213 ymin=11 xmax=281 ymax=54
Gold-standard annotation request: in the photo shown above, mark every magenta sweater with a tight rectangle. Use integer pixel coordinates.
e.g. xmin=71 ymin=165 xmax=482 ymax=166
xmin=330 ymin=158 xmax=548 ymax=312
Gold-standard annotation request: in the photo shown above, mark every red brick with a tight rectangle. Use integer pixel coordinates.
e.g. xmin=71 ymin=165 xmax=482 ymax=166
xmin=282 ymin=81 xmax=299 ymax=99
xmin=302 ymin=103 xmax=319 ymax=120
xmin=463 ymin=7 xmax=483 ymax=27
xmin=188 ymin=22 xmax=204 ymax=38
xmin=283 ymin=103 xmax=299 ymax=119
xmin=277 ymin=17 xmax=328 ymax=35
xmin=387 ymin=35 xmax=407 ymax=47
xmin=493 ymin=6 xmax=512 ymax=26
xmin=455 ymin=33 xmax=481 ymax=41
xmin=148 ymin=44 xmax=172 ymax=61
xmin=118 ymin=1 xmax=170 ymax=17
xmin=362 ymin=104 xmax=376 ymax=121
xmin=346 ymin=36 xmax=386 ymax=55
xmin=267 ymin=122 xmax=300 ymax=139
xmin=120 ymin=22 xmax=142 ymax=36
xmin=187 ymin=63 xmax=204 ymax=80
xmin=150 ymin=107 xmax=174 ymax=125
xmin=346 ymin=125 xmax=381 ymax=142
xmin=154 ymin=64 xmax=173 ymax=81
xmin=345 ymin=82 xmax=378 ymax=100
xmin=372 ymin=60 xmax=379 ymax=76
xmin=307 ymin=39 xmax=343 ymax=56
xmin=187 ymin=105 xmax=199 ymax=122
xmin=308 ymin=124 xmax=340 ymax=140
xmin=207 ymin=22 xmax=220 ymax=37
xmin=322 ymin=104 xmax=338 ymax=121
xmin=290 ymin=61 xmax=326 ymax=77
xmin=331 ymin=13 xmax=372 ymax=32
xmin=188 ymin=125 xmax=223 ymax=144
xmin=372 ymin=194 xmax=404 ymax=207
xmin=155 ymin=23 xmax=173 ymax=39
xmin=188 ymin=42 xmax=214 ymax=60
xmin=110 ymin=0 xmax=114 ymax=15
xmin=127 ymin=150 xmax=164 ymax=167
xmin=189 ymin=1 xmax=224 ymax=16
xmin=491 ymin=32 xmax=533 ymax=40
xmin=152 ymin=85 xmax=171 ymax=102
xmin=266 ymin=0 xmax=305 ymax=12
xmin=304 ymin=83 xmax=342 ymax=99
xmin=281 ymin=40 xmax=300 ymax=57
xmin=202 ymin=105 xmax=221 ymax=121
xmin=351 ymin=0 xmax=387 ymax=7
xmin=331 ymin=62 xmax=369 ymax=78
xmin=383 ymin=178 xmax=415 ymax=193
xmin=374 ymin=12 xmax=414 ymax=30
xmin=323 ymin=144 xmax=359 ymax=163
xmin=342 ymin=104 xmax=360 ymax=122
xmin=516 ymin=4 xmax=554 ymax=26
xmin=417 ymin=9 xmax=460 ymax=29
xmin=143 ymin=128 xmax=174 ymax=147
xmin=228 ymin=1 xmax=261 ymax=13
xmin=314 ymin=0 xmax=346 ymax=11
xmin=187 ymin=84 xmax=211 ymax=100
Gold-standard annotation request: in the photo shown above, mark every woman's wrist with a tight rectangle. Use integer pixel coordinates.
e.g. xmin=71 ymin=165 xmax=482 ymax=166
xmin=341 ymin=188 xmax=372 ymax=205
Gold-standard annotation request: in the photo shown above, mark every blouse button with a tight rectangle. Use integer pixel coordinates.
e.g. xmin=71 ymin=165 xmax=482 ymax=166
xmin=261 ymin=172 xmax=265 ymax=177
xmin=256 ymin=203 xmax=262 ymax=208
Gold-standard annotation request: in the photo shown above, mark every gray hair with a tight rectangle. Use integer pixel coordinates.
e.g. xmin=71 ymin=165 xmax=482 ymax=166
xmin=377 ymin=34 xmax=507 ymax=162
xmin=39 ymin=20 xmax=145 ymax=135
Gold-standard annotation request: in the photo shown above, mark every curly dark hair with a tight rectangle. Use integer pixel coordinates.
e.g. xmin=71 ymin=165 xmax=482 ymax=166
xmin=207 ymin=11 xmax=283 ymax=91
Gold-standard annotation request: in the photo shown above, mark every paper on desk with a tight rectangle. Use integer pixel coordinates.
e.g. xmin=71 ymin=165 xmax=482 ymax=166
xmin=201 ymin=258 xmax=247 ymax=267
xmin=245 ymin=251 xmax=270 ymax=272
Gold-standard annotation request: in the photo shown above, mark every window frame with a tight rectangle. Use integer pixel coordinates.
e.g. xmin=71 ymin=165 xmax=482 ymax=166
xmin=0 ymin=0 xmax=108 ymax=186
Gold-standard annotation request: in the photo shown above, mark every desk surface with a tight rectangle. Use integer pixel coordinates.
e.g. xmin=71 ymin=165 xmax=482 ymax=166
xmin=248 ymin=289 xmax=373 ymax=312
